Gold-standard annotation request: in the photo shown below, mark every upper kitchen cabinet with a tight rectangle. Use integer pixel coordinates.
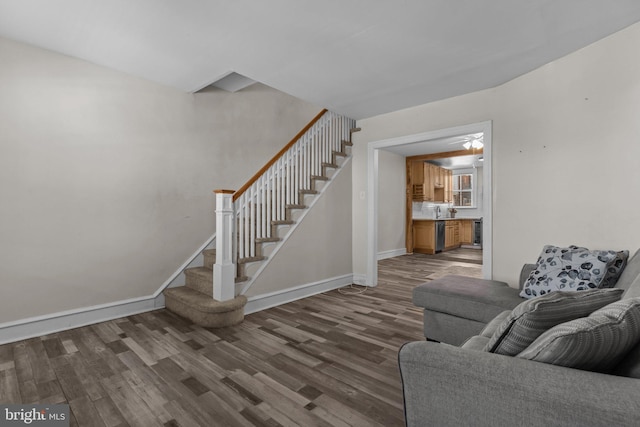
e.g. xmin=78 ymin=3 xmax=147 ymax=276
xmin=411 ymin=160 xmax=453 ymax=202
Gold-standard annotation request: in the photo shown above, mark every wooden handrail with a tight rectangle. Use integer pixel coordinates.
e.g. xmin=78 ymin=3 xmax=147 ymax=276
xmin=233 ymin=109 xmax=328 ymax=202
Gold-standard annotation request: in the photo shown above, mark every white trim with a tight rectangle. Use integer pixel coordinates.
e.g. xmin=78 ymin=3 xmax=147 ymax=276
xmin=239 ymin=155 xmax=353 ymax=294
xmin=352 ymin=274 xmax=367 ymax=286
xmin=154 ymin=234 xmax=216 ymax=295
xmin=367 ymin=121 xmax=493 ymax=285
xmin=0 ymin=294 xmax=165 ymax=345
xmin=244 ymin=274 xmax=353 ymax=314
xmin=378 ymin=248 xmax=407 ymax=260
xmin=366 ymin=147 xmax=379 ymax=286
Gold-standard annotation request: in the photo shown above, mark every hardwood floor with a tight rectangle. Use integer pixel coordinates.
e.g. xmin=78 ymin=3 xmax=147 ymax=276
xmin=0 ymin=249 xmax=481 ymax=426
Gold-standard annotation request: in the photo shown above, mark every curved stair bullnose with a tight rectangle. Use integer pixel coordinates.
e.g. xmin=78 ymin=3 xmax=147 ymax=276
xmin=164 ymin=287 xmax=247 ymax=328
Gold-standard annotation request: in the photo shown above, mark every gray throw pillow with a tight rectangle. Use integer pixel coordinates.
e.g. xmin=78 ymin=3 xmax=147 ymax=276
xmin=520 ymin=245 xmax=618 ymax=299
xmin=483 ymin=288 xmax=623 ymax=356
xmin=516 ymin=298 xmax=640 ymax=372
xmin=600 ymin=250 xmax=629 ymax=288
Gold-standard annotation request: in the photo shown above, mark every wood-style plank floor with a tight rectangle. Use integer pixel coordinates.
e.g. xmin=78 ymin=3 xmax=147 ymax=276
xmin=0 ymin=249 xmax=482 ymax=426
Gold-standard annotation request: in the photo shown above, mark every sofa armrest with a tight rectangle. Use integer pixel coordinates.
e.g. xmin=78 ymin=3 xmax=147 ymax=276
xmin=399 ymin=341 xmax=640 ymax=427
xmin=519 ymin=263 xmax=536 ymax=290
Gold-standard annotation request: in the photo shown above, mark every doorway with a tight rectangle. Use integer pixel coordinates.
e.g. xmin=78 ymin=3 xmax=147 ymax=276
xmin=365 ymin=121 xmax=492 ymax=286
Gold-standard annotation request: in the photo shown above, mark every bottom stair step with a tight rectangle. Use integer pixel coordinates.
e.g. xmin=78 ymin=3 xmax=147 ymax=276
xmin=164 ymin=287 xmax=247 ymax=328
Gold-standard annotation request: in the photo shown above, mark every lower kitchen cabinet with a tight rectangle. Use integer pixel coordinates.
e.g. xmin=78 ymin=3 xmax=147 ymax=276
xmin=413 ymin=219 xmax=477 ymax=254
xmin=460 ymin=220 xmax=473 ymax=245
xmin=413 ymin=220 xmax=435 ymax=254
xmin=445 ymin=221 xmax=460 ymax=249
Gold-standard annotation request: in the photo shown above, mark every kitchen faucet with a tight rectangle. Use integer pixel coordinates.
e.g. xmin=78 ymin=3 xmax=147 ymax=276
xmin=435 ymin=205 xmax=441 ymax=219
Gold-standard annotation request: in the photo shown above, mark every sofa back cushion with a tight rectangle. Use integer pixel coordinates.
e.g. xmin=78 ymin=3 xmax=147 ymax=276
xmin=616 ymin=248 xmax=640 ymax=297
xmin=516 ymin=298 xmax=640 ymax=372
xmin=484 ymin=288 xmax=623 ymax=356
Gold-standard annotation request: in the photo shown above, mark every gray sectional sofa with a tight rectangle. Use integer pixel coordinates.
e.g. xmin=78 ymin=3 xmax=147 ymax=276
xmin=400 ymin=248 xmax=640 ymax=426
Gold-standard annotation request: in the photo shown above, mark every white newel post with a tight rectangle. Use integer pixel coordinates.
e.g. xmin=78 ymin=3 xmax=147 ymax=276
xmin=213 ymin=190 xmax=236 ymax=301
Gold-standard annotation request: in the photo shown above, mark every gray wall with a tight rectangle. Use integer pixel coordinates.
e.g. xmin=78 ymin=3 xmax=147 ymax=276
xmin=353 ymin=21 xmax=640 ymax=286
xmin=377 ymin=150 xmax=406 ymax=255
xmin=0 ymin=36 xmax=320 ymax=324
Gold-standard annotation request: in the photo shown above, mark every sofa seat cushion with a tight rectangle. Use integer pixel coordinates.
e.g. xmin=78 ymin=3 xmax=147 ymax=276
xmin=413 ymin=275 xmax=524 ymax=324
xmin=613 ymin=339 xmax=640 ymax=378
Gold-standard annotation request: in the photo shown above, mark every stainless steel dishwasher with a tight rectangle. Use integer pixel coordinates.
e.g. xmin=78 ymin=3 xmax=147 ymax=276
xmin=435 ymin=220 xmax=445 ymax=253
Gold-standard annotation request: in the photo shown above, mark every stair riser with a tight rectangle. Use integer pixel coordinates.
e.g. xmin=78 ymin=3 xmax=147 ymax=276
xmin=203 ymin=253 xmax=216 ymax=269
xmin=241 ymin=261 xmax=262 ymax=279
xmin=271 ymin=223 xmax=293 ymax=239
xmin=257 ymin=242 xmax=278 ymax=259
xmin=185 ymin=270 xmax=213 ymax=297
xmin=164 ymin=288 xmax=246 ymax=328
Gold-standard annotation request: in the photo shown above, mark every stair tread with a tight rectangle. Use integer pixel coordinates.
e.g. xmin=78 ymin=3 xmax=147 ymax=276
xmin=299 ymin=189 xmax=318 ymax=194
xmin=203 ymin=248 xmax=216 ymax=256
xmin=238 ymin=256 xmax=266 ymax=264
xmin=285 ymin=204 xmax=307 ymax=209
xmin=185 ymin=266 xmax=213 ymax=277
xmin=322 ymin=162 xmax=339 ymax=168
xmin=332 ymin=150 xmax=347 ymax=157
xmin=310 ymin=175 xmax=329 ymax=181
xmin=255 ymin=237 xmax=280 ymax=243
xmin=164 ymin=287 xmax=246 ymax=312
xmin=272 ymin=219 xmax=295 ymax=225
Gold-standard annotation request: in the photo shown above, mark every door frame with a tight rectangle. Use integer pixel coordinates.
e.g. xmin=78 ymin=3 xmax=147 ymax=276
xmin=366 ymin=121 xmax=493 ymax=286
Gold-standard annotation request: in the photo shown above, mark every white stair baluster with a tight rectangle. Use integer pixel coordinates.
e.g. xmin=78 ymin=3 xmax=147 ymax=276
xmin=223 ymin=110 xmax=353 ymax=296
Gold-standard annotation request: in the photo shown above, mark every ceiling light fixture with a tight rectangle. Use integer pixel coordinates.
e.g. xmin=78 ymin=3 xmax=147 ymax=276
xmin=463 ymin=136 xmax=484 ymax=150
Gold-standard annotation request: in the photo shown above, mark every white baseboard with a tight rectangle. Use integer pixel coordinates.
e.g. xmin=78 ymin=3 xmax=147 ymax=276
xmin=352 ymin=274 xmax=368 ymax=286
xmin=244 ymin=274 xmax=353 ymax=315
xmin=349 ymin=249 xmax=406 ymax=287
xmin=0 ymin=273 xmax=359 ymax=344
xmin=378 ymin=248 xmax=407 ymax=260
xmin=0 ymin=234 xmax=217 ymax=345
xmin=0 ymin=294 xmax=165 ymax=345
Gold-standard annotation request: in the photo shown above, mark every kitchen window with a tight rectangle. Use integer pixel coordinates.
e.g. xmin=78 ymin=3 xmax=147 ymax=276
xmin=452 ymin=173 xmax=474 ymax=207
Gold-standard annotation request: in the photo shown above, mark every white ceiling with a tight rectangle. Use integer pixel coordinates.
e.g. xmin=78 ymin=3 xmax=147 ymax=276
xmin=1 ymin=1 xmax=640 ymax=119
xmin=385 ymin=133 xmax=485 ymax=168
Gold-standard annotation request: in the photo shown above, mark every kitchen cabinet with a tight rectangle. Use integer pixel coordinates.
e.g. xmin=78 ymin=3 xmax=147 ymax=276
xmin=460 ymin=220 xmax=473 ymax=245
xmin=444 ymin=169 xmax=453 ymax=202
xmin=413 ymin=219 xmax=478 ymax=253
xmin=433 ymin=166 xmax=445 ymax=188
xmin=445 ymin=221 xmax=460 ymax=249
xmin=413 ymin=220 xmax=435 ymax=254
xmin=411 ymin=161 xmax=453 ymax=202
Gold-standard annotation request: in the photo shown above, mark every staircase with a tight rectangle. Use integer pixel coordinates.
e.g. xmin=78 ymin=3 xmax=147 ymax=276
xmin=164 ymin=110 xmax=356 ymax=327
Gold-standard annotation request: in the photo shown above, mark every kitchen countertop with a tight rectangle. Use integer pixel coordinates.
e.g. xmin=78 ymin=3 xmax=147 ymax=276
xmin=412 ymin=216 xmax=482 ymax=221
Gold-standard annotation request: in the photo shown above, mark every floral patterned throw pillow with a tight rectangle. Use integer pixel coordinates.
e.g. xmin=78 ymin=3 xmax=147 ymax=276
xmin=520 ymin=245 xmax=619 ymax=299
